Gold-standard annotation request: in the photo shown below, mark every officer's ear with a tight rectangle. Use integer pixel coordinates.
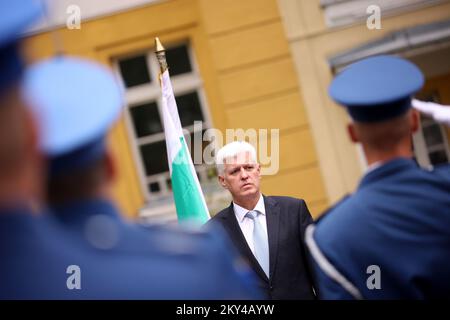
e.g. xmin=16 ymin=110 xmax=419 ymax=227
xmin=347 ymin=123 xmax=359 ymax=143
xmin=23 ymin=106 xmax=39 ymax=155
xmin=410 ymin=109 xmax=419 ymax=133
xmin=22 ymin=104 xmax=46 ymax=204
xmin=103 ymin=150 xmax=117 ymax=183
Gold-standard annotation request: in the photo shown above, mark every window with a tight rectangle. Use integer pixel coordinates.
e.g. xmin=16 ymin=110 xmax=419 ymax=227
xmin=119 ymin=55 xmax=151 ymax=88
xmin=115 ymin=43 xmax=218 ymax=203
xmin=412 ymin=92 xmax=450 ymax=167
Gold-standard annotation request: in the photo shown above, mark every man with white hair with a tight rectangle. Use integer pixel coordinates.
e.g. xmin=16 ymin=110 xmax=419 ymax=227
xmin=208 ymin=141 xmax=316 ymax=299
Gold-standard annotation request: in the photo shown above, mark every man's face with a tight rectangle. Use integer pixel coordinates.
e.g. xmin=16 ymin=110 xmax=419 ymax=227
xmin=218 ymin=151 xmax=261 ymax=201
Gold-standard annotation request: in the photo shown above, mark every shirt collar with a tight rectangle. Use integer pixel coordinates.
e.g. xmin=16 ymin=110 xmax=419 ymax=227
xmin=365 ymin=161 xmax=384 ymax=175
xmin=233 ymin=193 xmax=265 ymax=222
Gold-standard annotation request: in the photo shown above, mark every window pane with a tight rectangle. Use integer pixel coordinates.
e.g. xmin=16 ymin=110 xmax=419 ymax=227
xmin=166 ymin=45 xmax=192 ymax=76
xmin=119 ymin=55 xmax=151 ymax=88
xmin=429 ymin=150 xmax=448 ymax=165
xmin=423 ymin=124 xmax=444 ymax=147
xmin=148 ymin=182 xmax=160 ymax=193
xmin=140 ymin=141 xmax=169 ymax=176
xmin=130 ymin=102 xmax=162 ymax=137
xmin=176 ymin=91 xmax=204 ymax=127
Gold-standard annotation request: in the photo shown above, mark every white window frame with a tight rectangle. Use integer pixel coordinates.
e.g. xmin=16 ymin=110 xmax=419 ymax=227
xmin=113 ymin=42 xmax=215 ymax=203
xmin=413 ymin=115 xmax=450 ymax=167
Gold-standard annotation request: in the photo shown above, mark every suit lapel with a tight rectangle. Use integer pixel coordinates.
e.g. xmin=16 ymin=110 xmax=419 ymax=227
xmin=220 ymin=203 xmax=269 ymax=282
xmin=264 ymin=196 xmax=280 ymax=280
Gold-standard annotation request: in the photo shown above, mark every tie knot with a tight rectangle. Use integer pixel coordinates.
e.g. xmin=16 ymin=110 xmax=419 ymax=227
xmin=245 ymin=210 xmax=258 ymax=220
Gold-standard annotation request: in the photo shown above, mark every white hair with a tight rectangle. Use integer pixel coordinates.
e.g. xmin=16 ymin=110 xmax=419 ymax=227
xmin=215 ymin=141 xmax=257 ymax=175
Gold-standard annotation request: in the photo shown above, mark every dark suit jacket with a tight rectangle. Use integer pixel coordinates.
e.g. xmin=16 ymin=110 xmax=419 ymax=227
xmin=208 ymin=195 xmax=316 ymax=299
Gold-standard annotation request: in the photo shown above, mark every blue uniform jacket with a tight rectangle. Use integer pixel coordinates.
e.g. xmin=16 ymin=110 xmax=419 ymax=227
xmin=1 ymin=200 xmax=261 ymax=299
xmin=306 ymin=158 xmax=450 ymax=299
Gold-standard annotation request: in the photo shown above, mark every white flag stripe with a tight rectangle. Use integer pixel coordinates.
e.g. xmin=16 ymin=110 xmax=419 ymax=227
xmin=161 ymin=95 xmax=181 ymax=173
xmin=161 ymin=71 xmax=183 ymax=135
xmin=160 ymin=70 xmax=210 ymax=222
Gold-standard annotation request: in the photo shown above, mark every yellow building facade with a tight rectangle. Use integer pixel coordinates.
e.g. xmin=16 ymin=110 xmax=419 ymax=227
xmin=24 ymin=0 xmax=328 ymax=219
xmin=24 ymin=0 xmax=450 ymax=220
xmin=278 ymin=0 xmax=450 ymax=207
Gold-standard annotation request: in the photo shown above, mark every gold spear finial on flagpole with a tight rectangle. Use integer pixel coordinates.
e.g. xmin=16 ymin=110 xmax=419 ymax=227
xmin=155 ymin=37 xmax=168 ymax=73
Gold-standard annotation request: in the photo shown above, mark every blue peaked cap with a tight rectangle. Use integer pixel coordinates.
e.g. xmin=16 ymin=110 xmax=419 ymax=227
xmin=22 ymin=56 xmax=124 ymax=174
xmin=0 ymin=0 xmax=42 ymax=93
xmin=0 ymin=0 xmax=42 ymax=45
xmin=329 ymin=55 xmax=424 ymax=122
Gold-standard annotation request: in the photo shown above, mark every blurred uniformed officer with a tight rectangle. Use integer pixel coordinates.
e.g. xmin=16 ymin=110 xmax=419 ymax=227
xmin=20 ymin=55 xmax=261 ymax=299
xmin=0 ymin=0 xmax=58 ymax=299
xmin=0 ymin=1 xmax=43 ymax=208
xmin=0 ymin=0 xmax=94 ymax=300
xmin=305 ymin=55 xmax=450 ymax=299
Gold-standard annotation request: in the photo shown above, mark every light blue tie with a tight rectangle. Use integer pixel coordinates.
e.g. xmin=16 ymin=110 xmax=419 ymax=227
xmin=245 ymin=210 xmax=270 ymax=278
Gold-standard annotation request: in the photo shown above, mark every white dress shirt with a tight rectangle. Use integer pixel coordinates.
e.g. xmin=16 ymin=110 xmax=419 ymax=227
xmin=233 ymin=194 xmax=268 ymax=255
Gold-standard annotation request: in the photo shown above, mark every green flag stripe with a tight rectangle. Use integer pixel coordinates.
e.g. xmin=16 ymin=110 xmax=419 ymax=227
xmin=171 ymin=138 xmax=208 ymax=224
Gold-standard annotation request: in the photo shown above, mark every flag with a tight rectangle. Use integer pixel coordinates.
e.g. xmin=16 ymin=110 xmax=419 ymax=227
xmin=160 ymin=70 xmax=210 ymax=224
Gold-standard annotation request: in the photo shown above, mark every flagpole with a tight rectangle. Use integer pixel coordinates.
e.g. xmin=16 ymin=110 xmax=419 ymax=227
xmin=154 ymin=37 xmax=210 ymax=224
xmin=155 ymin=37 xmax=168 ymax=74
